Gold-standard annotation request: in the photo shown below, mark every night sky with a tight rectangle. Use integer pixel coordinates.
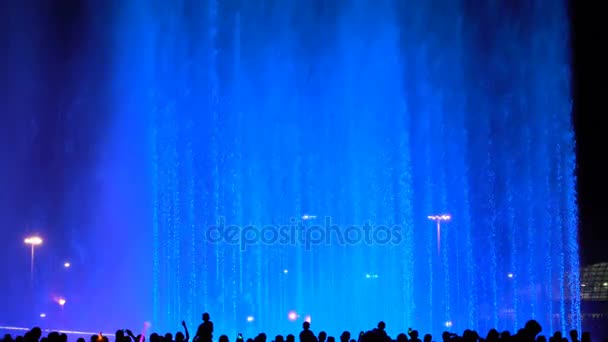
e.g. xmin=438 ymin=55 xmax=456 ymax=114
xmin=571 ymin=1 xmax=608 ymax=265
xmin=0 ymin=0 xmax=606 ymax=268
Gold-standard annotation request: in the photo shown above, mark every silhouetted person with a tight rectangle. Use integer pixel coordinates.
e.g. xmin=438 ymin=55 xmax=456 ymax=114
xmin=116 ymin=331 xmax=126 ymax=342
xmin=318 ymin=332 xmax=327 ymax=342
xmin=340 ymin=332 xmax=351 ymax=342
xmin=485 ymin=330 xmax=498 ymax=342
xmin=29 ymin=328 xmax=42 ymax=342
xmin=569 ymin=331 xmax=579 ymax=342
xmin=461 ymin=330 xmax=477 ymax=342
xmin=218 ymin=335 xmax=229 ymax=342
xmin=300 ymin=322 xmax=317 ymax=342
xmin=552 ymin=332 xmax=563 ymax=342
xmin=77 ymin=338 xmax=86 ymax=342
xmin=408 ymin=330 xmax=421 ymax=342
xmin=176 ymin=321 xmax=190 ymax=342
xmin=165 ymin=333 xmax=174 ymax=342
xmin=423 ymin=335 xmax=432 ymax=342
xmin=327 ymin=337 xmax=335 ymax=342
xmin=195 ymin=313 xmax=214 ymax=342
xmin=397 ymin=333 xmax=409 ymax=342
xmin=373 ymin=322 xmax=390 ymax=342
xmin=286 ymin=335 xmax=295 ymax=342
xmin=580 ymin=332 xmax=590 ymax=342
xmin=276 ymin=336 xmax=284 ymax=342
xmin=521 ymin=320 xmax=542 ymax=342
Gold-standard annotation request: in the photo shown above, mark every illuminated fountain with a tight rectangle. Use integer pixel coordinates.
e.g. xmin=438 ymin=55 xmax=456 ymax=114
xmin=108 ymin=0 xmax=579 ymax=336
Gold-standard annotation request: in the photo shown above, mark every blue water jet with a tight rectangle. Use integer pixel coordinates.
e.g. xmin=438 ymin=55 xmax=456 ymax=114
xmin=108 ymin=0 xmax=579 ymax=337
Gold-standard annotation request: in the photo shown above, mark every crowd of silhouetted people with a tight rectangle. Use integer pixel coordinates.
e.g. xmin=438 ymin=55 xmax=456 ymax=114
xmin=0 ymin=313 xmax=601 ymax=342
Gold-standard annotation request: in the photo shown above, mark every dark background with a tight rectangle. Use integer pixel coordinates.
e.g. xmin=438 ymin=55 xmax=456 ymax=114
xmin=571 ymin=0 xmax=608 ymax=265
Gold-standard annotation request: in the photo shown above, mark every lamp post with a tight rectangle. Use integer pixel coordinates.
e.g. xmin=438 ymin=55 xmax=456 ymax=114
xmin=427 ymin=215 xmax=451 ymax=255
xmin=24 ymin=236 xmax=43 ymax=284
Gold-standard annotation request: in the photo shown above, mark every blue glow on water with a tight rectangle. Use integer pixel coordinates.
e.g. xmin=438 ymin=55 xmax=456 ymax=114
xmin=106 ymin=0 xmax=580 ymax=337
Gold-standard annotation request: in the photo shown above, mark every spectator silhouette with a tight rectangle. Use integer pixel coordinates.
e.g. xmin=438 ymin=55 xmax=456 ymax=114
xmin=195 ymin=313 xmax=214 ymax=342
xmin=521 ymin=320 xmax=542 ymax=342
xmin=486 ymin=330 xmax=498 ymax=342
xmin=408 ymin=330 xmax=421 ymax=342
xmin=340 ymin=332 xmax=351 ymax=342
xmin=176 ymin=320 xmax=190 ymax=342
xmin=318 ymin=332 xmax=327 ymax=342
xmin=373 ymin=322 xmax=390 ymax=342
xmin=286 ymin=334 xmax=295 ymax=342
xmin=299 ymin=322 xmax=317 ymax=342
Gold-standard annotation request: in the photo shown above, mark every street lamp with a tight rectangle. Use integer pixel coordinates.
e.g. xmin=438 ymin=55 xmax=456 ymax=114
xmin=427 ymin=215 xmax=451 ymax=255
xmin=58 ymin=298 xmax=66 ymax=307
xmin=24 ymin=236 xmax=43 ymax=283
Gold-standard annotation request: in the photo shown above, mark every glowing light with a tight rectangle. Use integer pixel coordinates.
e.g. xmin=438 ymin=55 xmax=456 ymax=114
xmin=428 ymin=214 xmax=451 ymax=256
xmin=58 ymin=298 xmax=66 ymax=306
xmin=301 ymin=215 xmax=317 ymax=220
xmin=445 ymin=321 xmax=453 ymax=328
xmin=581 ymin=284 xmax=586 ymax=287
xmin=365 ymin=273 xmax=379 ymax=279
xmin=24 ymin=236 xmax=43 ymax=245
xmin=304 ymin=315 xmax=311 ymax=323
xmin=287 ymin=311 xmax=297 ymax=321
xmin=64 ymin=262 xmax=71 ymax=268
xmin=246 ymin=316 xmax=254 ymax=322
xmin=283 ymin=269 xmax=288 ymax=274
xmin=507 ymin=273 xmax=514 ymax=278
xmin=39 ymin=313 xmax=46 ymax=318
xmin=603 ymin=282 xmax=608 ymax=287
xmin=427 ymin=215 xmax=451 ymax=221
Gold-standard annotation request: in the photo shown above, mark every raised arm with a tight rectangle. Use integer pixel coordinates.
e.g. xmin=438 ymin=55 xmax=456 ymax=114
xmin=182 ymin=321 xmax=190 ymax=342
xmin=126 ymin=330 xmax=138 ymax=342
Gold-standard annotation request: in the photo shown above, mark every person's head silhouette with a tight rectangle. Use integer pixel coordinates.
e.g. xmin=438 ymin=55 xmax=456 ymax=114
xmin=203 ymin=313 xmax=210 ymax=322
xmin=377 ymin=322 xmax=386 ymax=331
xmin=303 ymin=322 xmax=311 ymax=331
